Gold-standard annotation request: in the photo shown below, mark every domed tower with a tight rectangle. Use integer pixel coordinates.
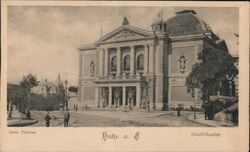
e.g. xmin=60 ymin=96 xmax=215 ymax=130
xmin=151 ymin=11 xmax=168 ymax=34
xmin=164 ymin=10 xmax=211 ymax=37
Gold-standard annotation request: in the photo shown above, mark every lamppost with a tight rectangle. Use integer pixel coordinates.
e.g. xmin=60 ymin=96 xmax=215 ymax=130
xmin=139 ymin=73 xmax=151 ymax=109
xmin=64 ymin=80 xmax=69 ymax=110
xmin=193 ymin=88 xmax=196 ymax=119
xmin=139 ymin=72 xmax=143 ymax=108
xmin=193 ymin=84 xmax=203 ymax=119
xmin=145 ymin=76 xmax=151 ymax=111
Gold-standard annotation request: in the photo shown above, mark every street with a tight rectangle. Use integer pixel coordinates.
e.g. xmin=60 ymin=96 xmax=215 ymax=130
xmin=28 ymin=110 xmax=208 ymax=127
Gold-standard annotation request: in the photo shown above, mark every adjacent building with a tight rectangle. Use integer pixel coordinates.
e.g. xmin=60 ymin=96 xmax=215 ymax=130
xmin=78 ymin=10 xmax=231 ymax=110
xmin=31 ymin=75 xmax=67 ymax=97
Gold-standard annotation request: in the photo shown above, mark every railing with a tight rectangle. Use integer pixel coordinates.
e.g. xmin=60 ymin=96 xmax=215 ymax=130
xmin=97 ymin=75 xmax=139 ymax=81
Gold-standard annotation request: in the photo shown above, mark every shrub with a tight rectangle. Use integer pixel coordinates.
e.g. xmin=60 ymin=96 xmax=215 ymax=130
xmin=30 ymin=93 xmax=62 ymax=111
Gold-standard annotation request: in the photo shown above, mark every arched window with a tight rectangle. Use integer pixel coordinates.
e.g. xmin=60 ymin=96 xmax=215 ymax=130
xmin=111 ymin=56 xmax=117 ymax=72
xmin=123 ymin=55 xmax=130 ymax=72
xmin=137 ymin=54 xmax=144 ymax=71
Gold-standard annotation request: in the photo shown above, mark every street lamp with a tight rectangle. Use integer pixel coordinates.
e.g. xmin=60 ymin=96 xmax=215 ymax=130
xmin=193 ymin=90 xmax=196 ymax=119
xmin=193 ymin=84 xmax=203 ymax=119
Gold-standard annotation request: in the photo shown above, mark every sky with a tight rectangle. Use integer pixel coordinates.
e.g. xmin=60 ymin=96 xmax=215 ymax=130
xmin=7 ymin=6 xmax=239 ymax=86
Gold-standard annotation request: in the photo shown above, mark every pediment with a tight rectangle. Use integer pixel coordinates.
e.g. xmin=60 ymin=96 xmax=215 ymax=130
xmin=97 ymin=26 xmax=153 ymax=43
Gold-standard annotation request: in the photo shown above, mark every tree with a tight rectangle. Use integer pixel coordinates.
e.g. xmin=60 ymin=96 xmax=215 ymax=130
xmin=19 ymin=73 xmax=39 ymax=119
xmin=68 ymin=86 xmax=78 ymax=92
xmin=186 ymin=48 xmax=238 ymax=102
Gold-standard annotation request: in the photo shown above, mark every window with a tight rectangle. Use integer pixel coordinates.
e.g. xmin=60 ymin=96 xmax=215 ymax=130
xmin=178 ymin=55 xmax=187 ymax=73
xmin=123 ymin=55 xmax=130 ymax=72
xmin=111 ymin=56 xmax=117 ymax=72
xmin=137 ymin=54 xmax=144 ymax=71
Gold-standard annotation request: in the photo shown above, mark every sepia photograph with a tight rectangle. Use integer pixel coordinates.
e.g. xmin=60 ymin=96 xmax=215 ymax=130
xmin=7 ymin=6 xmax=240 ymax=128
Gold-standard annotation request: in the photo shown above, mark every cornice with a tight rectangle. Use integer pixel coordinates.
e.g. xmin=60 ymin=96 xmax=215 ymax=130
xmin=169 ymin=34 xmax=205 ymax=42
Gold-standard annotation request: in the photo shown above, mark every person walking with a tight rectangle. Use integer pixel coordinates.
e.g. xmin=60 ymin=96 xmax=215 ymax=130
xmin=45 ymin=111 xmax=51 ymax=127
xmin=169 ymin=104 xmax=174 ymax=117
xmin=146 ymin=98 xmax=150 ymax=112
xmin=75 ymin=104 xmax=78 ymax=112
xmin=203 ymin=101 xmax=209 ymax=120
xmin=64 ymin=109 xmax=70 ymax=127
xmin=8 ymin=100 xmax=13 ymax=118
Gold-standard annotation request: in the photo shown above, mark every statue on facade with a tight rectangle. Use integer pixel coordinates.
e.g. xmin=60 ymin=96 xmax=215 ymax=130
xmin=178 ymin=55 xmax=187 ymax=73
xmin=90 ymin=60 xmax=95 ymax=76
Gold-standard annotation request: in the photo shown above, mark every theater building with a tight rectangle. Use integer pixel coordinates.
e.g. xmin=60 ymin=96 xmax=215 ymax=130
xmin=78 ymin=10 xmax=229 ymax=110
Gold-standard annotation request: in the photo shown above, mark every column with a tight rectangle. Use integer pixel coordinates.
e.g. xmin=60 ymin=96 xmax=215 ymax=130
xmin=79 ymin=52 xmax=83 ymax=78
xmin=104 ymin=48 xmax=109 ymax=76
xmin=149 ymin=44 xmax=154 ymax=74
xmin=117 ymin=47 xmax=121 ymax=76
xmin=95 ymin=87 xmax=99 ymax=107
xmin=130 ymin=46 xmax=135 ymax=76
xmin=109 ymin=87 xmax=112 ymax=107
xmin=136 ymin=85 xmax=141 ymax=108
xmin=144 ymin=44 xmax=149 ymax=74
xmin=98 ymin=49 xmax=104 ymax=76
xmin=122 ymin=86 xmax=126 ymax=106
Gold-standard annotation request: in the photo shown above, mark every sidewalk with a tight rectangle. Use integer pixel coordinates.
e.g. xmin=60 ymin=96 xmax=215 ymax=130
xmin=29 ymin=110 xmax=78 ymax=127
xmin=71 ymin=109 xmax=168 ymax=120
xmin=7 ymin=111 xmax=38 ymax=127
xmin=7 ymin=110 xmax=78 ymax=127
xmin=187 ymin=112 xmax=237 ymax=127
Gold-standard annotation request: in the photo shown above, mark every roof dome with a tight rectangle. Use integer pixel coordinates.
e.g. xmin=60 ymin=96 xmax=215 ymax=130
xmin=165 ymin=10 xmax=209 ymax=37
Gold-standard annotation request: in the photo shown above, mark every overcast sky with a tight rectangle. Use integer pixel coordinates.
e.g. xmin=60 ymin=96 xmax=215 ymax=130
xmin=7 ymin=6 xmax=239 ymax=85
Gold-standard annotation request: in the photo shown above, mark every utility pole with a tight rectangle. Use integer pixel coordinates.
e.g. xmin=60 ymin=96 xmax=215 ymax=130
xmin=193 ymin=88 xmax=196 ymax=119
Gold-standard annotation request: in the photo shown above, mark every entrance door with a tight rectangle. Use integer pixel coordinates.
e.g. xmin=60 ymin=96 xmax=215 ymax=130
xmin=127 ymin=87 xmax=136 ymax=107
xmin=101 ymin=87 xmax=108 ymax=107
xmin=112 ymin=87 xmax=122 ymax=107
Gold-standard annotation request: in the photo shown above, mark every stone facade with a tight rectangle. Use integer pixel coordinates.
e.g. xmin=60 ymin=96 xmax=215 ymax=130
xmin=78 ymin=10 xmax=229 ymax=110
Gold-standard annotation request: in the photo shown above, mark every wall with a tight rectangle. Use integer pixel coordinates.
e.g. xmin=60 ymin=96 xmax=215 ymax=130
xmin=79 ymin=49 xmax=97 ymax=106
xmin=168 ymin=40 xmax=203 ymax=108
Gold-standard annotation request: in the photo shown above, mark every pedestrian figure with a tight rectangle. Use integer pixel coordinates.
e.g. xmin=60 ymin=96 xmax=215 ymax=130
xmin=65 ymin=101 xmax=69 ymax=110
xmin=169 ymin=104 xmax=174 ymax=117
xmin=177 ymin=104 xmax=182 ymax=116
xmin=203 ymin=101 xmax=209 ymax=120
xmin=8 ymin=100 xmax=13 ymax=118
xmin=45 ymin=111 xmax=51 ymax=127
xmin=75 ymin=104 xmax=78 ymax=112
xmin=73 ymin=104 xmax=76 ymax=111
xmin=146 ymin=98 xmax=150 ymax=112
xmin=64 ymin=109 xmax=70 ymax=127
xmin=129 ymin=98 xmax=133 ymax=110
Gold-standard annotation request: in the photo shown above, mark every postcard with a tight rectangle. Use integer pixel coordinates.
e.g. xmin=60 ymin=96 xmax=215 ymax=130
xmin=1 ymin=1 xmax=249 ymax=152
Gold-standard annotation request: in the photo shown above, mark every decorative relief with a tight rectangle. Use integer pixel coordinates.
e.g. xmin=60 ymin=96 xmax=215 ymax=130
xmin=105 ymin=30 xmax=145 ymax=42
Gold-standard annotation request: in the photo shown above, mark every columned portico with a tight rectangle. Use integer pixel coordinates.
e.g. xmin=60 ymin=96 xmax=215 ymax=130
xmin=95 ymin=87 xmax=99 ymax=106
xmin=130 ymin=46 xmax=135 ymax=76
xmin=104 ymin=48 xmax=109 ymax=76
xmin=116 ymin=47 xmax=121 ymax=76
xmin=136 ymin=85 xmax=141 ymax=108
xmin=148 ymin=44 xmax=154 ymax=74
xmin=122 ymin=86 xmax=126 ymax=106
xmin=144 ymin=44 xmax=149 ymax=74
xmin=98 ymin=48 xmax=104 ymax=76
xmin=108 ymin=86 xmax=112 ymax=107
